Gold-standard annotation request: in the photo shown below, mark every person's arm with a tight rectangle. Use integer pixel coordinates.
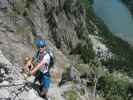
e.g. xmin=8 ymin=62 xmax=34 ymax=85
xmin=31 ymin=60 xmax=45 ymax=75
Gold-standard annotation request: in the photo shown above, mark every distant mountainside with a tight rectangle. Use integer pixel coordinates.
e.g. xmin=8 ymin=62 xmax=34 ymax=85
xmin=121 ymin=0 xmax=133 ymax=15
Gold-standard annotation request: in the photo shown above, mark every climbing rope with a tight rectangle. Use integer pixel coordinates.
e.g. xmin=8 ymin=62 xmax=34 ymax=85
xmin=0 ymin=80 xmax=32 ymax=88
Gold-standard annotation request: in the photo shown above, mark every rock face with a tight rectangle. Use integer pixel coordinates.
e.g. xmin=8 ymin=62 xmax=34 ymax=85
xmin=25 ymin=0 xmax=82 ymax=54
xmin=0 ymin=50 xmax=21 ymax=99
xmin=0 ymin=44 xmax=69 ymax=100
xmin=0 ymin=0 xmax=99 ymax=54
xmin=0 ymin=40 xmax=92 ymax=100
xmin=1 ymin=0 xmax=128 ymax=100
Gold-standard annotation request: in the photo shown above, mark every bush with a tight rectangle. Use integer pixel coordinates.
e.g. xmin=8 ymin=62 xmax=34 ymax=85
xmin=64 ymin=90 xmax=78 ymax=100
xmin=97 ymin=72 xmax=133 ymax=100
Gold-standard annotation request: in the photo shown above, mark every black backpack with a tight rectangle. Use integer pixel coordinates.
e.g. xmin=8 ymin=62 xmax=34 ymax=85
xmin=46 ymin=48 xmax=55 ymax=68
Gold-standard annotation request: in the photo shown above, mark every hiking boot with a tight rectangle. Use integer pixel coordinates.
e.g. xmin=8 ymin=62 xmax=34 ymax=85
xmin=40 ymin=88 xmax=48 ymax=99
xmin=41 ymin=95 xmax=48 ymax=100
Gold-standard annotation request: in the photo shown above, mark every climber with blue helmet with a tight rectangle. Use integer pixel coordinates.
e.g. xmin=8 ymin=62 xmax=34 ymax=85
xmin=27 ymin=38 xmax=51 ymax=99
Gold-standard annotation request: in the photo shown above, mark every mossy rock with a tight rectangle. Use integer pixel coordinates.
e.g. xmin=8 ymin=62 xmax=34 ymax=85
xmin=79 ymin=88 xmax=85 ymax=96
xmin=76 ymin=64 xmax=91 ymax=74
xmin=64 ymin=90 xmax=79 ymax=100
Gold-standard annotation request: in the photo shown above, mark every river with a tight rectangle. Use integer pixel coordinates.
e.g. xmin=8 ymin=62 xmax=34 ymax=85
xmin=93 ymin=0 xmax=133 ymax=44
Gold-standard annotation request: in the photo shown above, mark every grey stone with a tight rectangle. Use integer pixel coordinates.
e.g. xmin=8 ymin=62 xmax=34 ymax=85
xmin=0 ymin=88 xmax=10 ymax=98
xmin=0 ymin=50 xmax=12 ymax=66
xmin=0 ymin=0 xmax=9 ymax=9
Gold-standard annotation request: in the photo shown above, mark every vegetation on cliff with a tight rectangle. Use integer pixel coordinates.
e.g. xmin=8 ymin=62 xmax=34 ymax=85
xmin=79 ymin=0 xmax=133 ymax=100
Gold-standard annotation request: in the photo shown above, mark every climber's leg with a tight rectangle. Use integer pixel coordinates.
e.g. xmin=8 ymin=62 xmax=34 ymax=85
xmin=40 ymin=75 xmax=50 ymax=98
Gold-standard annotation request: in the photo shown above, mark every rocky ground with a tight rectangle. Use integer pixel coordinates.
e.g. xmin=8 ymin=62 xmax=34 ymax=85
xmin=0 ymin=35 xmax=92 ymax=100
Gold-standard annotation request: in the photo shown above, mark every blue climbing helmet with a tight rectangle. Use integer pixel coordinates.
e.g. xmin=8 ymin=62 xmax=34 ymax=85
xmin=34 ymin=38 xmax=47 ymax=48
